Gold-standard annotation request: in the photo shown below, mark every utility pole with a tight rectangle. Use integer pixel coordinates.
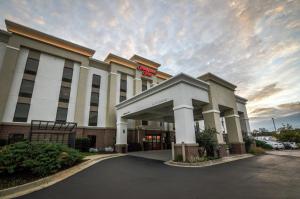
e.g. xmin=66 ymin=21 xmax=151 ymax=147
xmin=272 ymin=118 xmax=277 ymax=132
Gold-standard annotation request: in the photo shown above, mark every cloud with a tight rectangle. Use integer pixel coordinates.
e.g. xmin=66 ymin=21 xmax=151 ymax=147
xmin=247 ymin=82 xmax=283 ymax=102
xmin=0 ymin=0 xmax=299 ymax=130
xmin=250 ymin=101 xmax=300 ymax=118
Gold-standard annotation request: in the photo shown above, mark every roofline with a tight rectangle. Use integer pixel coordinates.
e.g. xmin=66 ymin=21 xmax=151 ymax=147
xmin=157 ymin=71 xmax=172 ymax=80
xmin=197 ymin=72 xmax=237 ymax=91
xmin=89 ymin=57 xmax=110 ymax=66
xmin=235 ymin=95 xmax=248 ymax=104
xmin=5 ymin=19 xmax=95 ymax=57
xmin=0 ymin=29 xmax=11 ymax=36
xmin=116 ymin=73 xmax=209 ymax=109
xmin=104 ymin=53 xmax=138 ymax=69
xmin=130 ymin=54 xmax=161 ymax=69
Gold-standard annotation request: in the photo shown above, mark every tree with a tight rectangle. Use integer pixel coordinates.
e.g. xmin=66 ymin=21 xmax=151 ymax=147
xmin=195 ymin=128 xmax=218 ymax=157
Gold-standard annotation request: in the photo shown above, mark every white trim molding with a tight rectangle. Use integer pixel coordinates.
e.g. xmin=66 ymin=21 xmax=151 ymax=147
xmin=117 ymin=122 xmax=128 ymax=125
xmin=173 ymin=105 xmax=194 ymax=111
xmin=224 ymin=114 xmax=240 ymax=118
xmin=80 ymin=65 xmax=89 ymax=70
xmin=6 ymin=45 xmax=20 ymax=51
xmin=202 ymin=109 xmax=220 ymax=114
xmin=110 ymin=72 xmax=119 ymax=76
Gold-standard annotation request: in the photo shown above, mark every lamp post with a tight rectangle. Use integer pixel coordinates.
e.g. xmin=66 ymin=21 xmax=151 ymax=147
xmin=272 ymin=118 xmax=277 ymax=132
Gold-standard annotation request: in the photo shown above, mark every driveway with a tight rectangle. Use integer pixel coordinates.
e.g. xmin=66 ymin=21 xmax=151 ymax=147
xmin=18 ymin=153 xmax=300 ymax=199
xmin=128 ymin=149 xmax=172 ymax=161
xmin=266 ymin=150 xmax=300 ymax=157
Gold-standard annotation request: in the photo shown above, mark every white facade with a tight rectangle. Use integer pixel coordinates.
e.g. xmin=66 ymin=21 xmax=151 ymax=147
xmin=83 ymin=67 xmax=109 ymax=127
xmin=3 ymin=48 xmax=28 ymax=122
xmin=0 ymin=42 xmax=6 ymax=72
xmin=28 ymin=53 xmax=65 ymax=121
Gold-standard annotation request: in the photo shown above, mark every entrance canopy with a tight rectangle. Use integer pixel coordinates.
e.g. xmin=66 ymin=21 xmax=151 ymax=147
xmin=116 ymin=73 xmax=209 ymax=122
xmin=115 ymin=73 xmax=210 ymax=146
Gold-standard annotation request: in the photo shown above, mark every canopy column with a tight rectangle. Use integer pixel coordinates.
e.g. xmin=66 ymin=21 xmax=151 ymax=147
xmin=173 ymin=100 xmax=199 ymax=161
xmin=115 ymin=116 xmax=128 ymax=153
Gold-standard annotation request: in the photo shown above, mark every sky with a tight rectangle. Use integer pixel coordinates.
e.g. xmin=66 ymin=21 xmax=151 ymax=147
xmin=0 ymin=0 xmax=299 ymax=131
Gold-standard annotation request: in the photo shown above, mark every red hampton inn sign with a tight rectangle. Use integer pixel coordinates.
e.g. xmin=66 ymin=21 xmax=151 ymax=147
xmin=137 ymin=65 xmax=156 ymax=77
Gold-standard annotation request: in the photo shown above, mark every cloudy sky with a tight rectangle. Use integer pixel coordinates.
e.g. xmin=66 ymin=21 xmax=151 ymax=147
xmin=0 ymin=0 xmax=299 ymax=131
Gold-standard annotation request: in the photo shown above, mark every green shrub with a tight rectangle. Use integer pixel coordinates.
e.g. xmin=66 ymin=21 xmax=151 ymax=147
xmin=196 ymin=128 xmax=218 ymax=157
xmin=0 ymin=141 xmax=83 ymax=176
xmin=275 ymin=130 xmax=300 ymax=143
xmin=255 ymin=140 xmax=273 ymax=149
xmin=0 ymin=139 xmax=7 ymax=147
xmin=249 ymin=147 xmax=265 ymax=155
xmin=75 ymin=138 xmax=91 ymax=152
xmin=174 ymin=154 xmax=183 ymax=162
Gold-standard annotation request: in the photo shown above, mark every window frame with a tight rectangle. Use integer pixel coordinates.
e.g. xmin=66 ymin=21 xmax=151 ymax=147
xmin=56 ymin=107 xmax=68 ymax=122
xmin=13 ymin=103 xmax=30 ymax=122
xmin=88 ymin=111 xmax=98 ymax=126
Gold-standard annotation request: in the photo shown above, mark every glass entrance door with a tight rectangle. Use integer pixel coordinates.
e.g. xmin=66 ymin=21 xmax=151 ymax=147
xmin=144 ymin=135 xmax=161 ymax=150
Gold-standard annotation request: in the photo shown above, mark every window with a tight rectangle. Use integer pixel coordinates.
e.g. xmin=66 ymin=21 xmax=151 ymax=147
xmin=19 ymin=79 xmax=34 ymax=97
xmin=90 ymin=92 xmax=99 ymax=106
xmin=142 ymin=120 xmax=148 ymax=125
xmin=24 ymin=58 xmax=39 ymax=75
xmin=142 ymin=79 xmax=147 ymax=91
xmin=8 ymin=134 xmax=25 ymax=144
xmin=92 ymin=75 xmax=101 ymax=88
xmin=59 ymin=86 xmax=71 ymax=103
xmin=88 ymin=111 xmax=98 ymax=126
xmin=56 ymin=107 xmax=68 ymax=122
xmin=119 ymin=74 xmax=127 ymax=102
xmin=62 ymin=67 xmax=73 ymax=82
xmin=87 ymin=135 xmax=97 ymax=148
xmin=13 ymin=103 xmax=30 ymax=122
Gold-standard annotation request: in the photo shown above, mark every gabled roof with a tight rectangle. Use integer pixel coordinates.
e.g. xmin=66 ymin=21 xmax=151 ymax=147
xmin=130 ymin=54 xmax=161 ymax=69
xmin=198 ymin=72 xmax=237 ymax=91
xmin=104 ymin=53 xmax=138 ymax=69
xmin=5 ymin=19 xmax=95 ymax=57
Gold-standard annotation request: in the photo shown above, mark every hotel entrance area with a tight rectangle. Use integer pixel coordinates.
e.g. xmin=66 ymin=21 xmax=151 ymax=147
xmin=143 ymin=131 xmax=174 ymax=151
xmin=127 ymin=129 xmax=175 ymax=152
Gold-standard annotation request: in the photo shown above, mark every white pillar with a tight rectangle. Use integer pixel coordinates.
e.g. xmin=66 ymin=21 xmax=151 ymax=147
xmin=202 ymin=109 xmax=225 ymax=144
xmin=116 ymin=117 xmax=128 ymax=145
xmin=173 ymin=104 xmax=196 ymax=144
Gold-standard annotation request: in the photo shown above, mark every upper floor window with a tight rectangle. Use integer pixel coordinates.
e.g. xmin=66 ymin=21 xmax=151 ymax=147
xmin=120 ymin=73 xmax=127 ymax=102
xmin=88 ymin=111 xmax=98 ymax=126
xmin=24 ymin=58 xmax=39 ymax=75
xmin=13 ymin=103 xmax=30 ymax=122
xmin=142 ymin=79 xmax=147 ymax=91
xmin=90 ymin=92 xmax=99 ymax=106
xmin=59 ymin=86 xmax=71 ymax=103
xmin=56 ymin=107 xmax=68 ymax=122
xmin=62 ymin=67 xmax=73 ymax=82
xmin=19 ymin=79 xmax=34 ymax=98
xmin=92 ymin=74 xmax=101 ymax=88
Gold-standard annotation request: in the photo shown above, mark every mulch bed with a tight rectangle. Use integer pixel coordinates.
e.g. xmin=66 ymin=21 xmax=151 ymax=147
xmin=0 ymin=171 xmax=42 ymax=190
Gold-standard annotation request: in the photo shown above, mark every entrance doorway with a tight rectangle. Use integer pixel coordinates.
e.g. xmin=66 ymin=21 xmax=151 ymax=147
xmin=144 ymin=135 xmax=161 ymax=150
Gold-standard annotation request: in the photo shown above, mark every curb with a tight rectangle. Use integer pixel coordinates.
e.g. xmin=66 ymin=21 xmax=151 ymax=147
xmin=164 ymin=154 xmax=254 ymax=168
xmin=0 ymin=154 xmax=125 ymax=199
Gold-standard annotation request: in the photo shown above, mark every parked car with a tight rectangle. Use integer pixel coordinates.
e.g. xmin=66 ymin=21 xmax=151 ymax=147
xmin=265 ymin=141 xmax=285 ymax=150
xmin=283 ymin=142 xmax=298 ymax=149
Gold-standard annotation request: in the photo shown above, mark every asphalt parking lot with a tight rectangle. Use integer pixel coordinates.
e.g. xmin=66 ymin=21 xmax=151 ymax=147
xmin=18 ymin=153 xmax=300 ymax=199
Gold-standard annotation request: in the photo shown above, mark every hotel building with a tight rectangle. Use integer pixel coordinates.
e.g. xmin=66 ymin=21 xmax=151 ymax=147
xmin=0 ymin=20 xmax=251 ymax=159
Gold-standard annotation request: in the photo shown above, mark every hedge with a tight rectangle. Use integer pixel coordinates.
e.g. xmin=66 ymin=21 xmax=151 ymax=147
xmin=0 ymin=141 xmax=83 ymax=176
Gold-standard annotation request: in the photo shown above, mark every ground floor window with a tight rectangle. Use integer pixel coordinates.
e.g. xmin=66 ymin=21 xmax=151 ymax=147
xmin=8 ymin=133 xmax=25 ymax=144
xmin=88 ymin=135 xmax=96 ymax=148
